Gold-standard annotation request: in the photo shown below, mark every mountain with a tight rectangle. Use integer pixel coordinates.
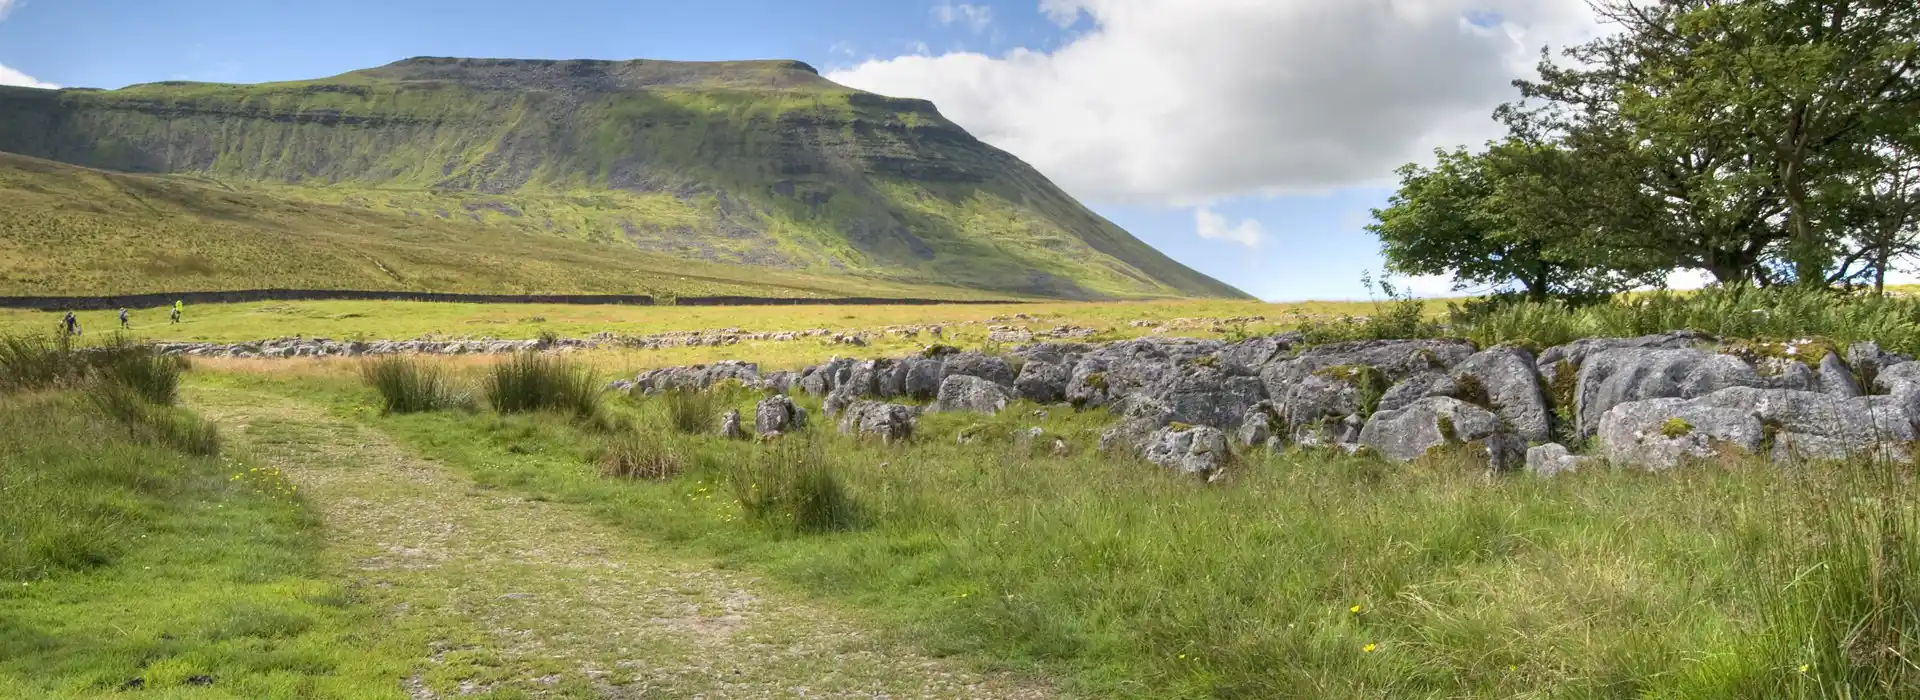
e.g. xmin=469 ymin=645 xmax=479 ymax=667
xmin=0 ymin=57 xmax=1249 ymax=300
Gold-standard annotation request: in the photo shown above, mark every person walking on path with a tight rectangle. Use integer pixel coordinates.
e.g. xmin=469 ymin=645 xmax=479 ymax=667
xmin=60 ymin=312 xmax=81 ymax=338
xmin=119 ymin=308 xmax=130 ymax=330
xmin=170 ymin=300 xmax=183 ymax=325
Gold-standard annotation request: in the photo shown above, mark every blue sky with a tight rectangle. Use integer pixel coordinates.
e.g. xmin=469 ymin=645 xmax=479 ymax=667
xmin=0 ymin=0 xmax=1607 ymax=300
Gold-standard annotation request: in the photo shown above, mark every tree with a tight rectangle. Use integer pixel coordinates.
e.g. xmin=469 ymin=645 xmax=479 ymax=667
xmin=1502 ymin=0 xmax=1920 ymax=287
xmin=1369 ymin=139 xmax=1657 ymax=301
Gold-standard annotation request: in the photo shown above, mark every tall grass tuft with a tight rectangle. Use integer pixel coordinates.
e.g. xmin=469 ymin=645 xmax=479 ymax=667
xmin=0 ymin=333 xmax=83 ymax=391
xmin=662 ymin=389 xmax=718 ymax=434
xmin=726 ymin=437 xmax=859 ymax=533
xmin=361 ymin=355 xmax=466 ymax=414
xmin=484 ymin=352 xmax=602 ymax=421
xmin=598 ymin=429 xmax=686 ymax=480
xmin=88 ymin=340 xmax=187 ymax=405
xmin=86 ymin=381 xmax=220 ymax=456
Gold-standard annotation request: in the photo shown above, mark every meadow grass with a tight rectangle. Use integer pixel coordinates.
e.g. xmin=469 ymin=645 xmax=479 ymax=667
xmin=0 ymin=392 xmax=412 ymax=698
xmin=482 ymin=352 xmax=602 ymax=423
xmin=662 ymin=388 xmax=721 ymax=434
xmin=243 ymin=366 xmax=1919 ymax=700
xmin=0 ymin=297 xmax=1392 ymax=346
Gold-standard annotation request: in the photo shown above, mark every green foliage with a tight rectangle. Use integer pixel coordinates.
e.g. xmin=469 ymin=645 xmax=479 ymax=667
xmin=1382 ymin=1 xmax=1920 ymax=291
xmin=1370 ymin=140 xmax=1654 ymax=300
xmin=725 ymin=437 xmax=860 ymax=534
xmin=360 ymin=355 xmax=468 ymax=414
xmin=484 ymin=353 xmax=602 ymax=421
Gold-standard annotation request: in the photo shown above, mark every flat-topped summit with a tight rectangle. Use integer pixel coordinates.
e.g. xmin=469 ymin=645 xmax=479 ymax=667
xmin=340 ymin=56 xmax=832 ymax=92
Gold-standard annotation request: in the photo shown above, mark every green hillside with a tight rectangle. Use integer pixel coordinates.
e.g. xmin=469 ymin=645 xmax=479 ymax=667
xmin=0 ymin=57 xmax=1247 ymax=300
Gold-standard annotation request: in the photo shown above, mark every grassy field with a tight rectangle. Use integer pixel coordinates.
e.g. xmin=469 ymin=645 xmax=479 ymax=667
xmin=0 ymin=298 xmax=1392 ymax=346
xmin=16 ymin=287 xmax=1920 ymax=697
xmin=183 ymin=360 xmax=1920 ymax=699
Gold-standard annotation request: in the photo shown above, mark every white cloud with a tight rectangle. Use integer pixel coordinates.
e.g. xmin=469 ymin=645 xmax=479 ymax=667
xmin=0 ymin=0 xmax=18 ymax=22
xmin=829 ymin=0 xmax=1602 ymax=206
xmin=1194 ymin=207 xmax=1265 ymax=248
xmin=933 ymin=2 xmax=995 ymax=34
xmin=829 ymin=41 xmax=858 ymax=59
xmin=1401 ymin=274 xmax=1463 ymax=298
xmin=0 ymin=64 xmax=56 ymax=89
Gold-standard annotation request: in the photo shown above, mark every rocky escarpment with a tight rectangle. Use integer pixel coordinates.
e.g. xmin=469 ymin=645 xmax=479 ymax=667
xmin=610 ymin=332 xmax=1920 ymax=479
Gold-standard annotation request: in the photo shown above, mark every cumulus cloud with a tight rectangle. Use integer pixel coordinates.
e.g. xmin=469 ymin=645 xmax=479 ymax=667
xmin=933 ymin=2 xmax=995 ymax=34
xmin=829 ymin=0 xmax=1601 ymax=206
xmin=0 ymin=64 xmax=55 ymax=89
xmin=1194 ymin=207 xmax=1265 ymax=248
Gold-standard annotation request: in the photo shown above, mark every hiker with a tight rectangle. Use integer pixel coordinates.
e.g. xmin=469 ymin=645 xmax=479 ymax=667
xmin=174 ymin=300 xmax=184 ymax=321
xmin=119 ymin=308 xmax=130 ymax=330
xmin=169 ymin=307 xmax=181 ymax=324
xmin=60 ymin=312 xmax=80 ymax=337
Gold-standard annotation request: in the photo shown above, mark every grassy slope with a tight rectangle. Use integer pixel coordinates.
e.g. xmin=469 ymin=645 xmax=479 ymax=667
xmin=226 ymin=367 xmax=1893 ymax=699
xmin=0 ymin=152 xmax=1015 ymax=300
xmin=0 ymin=58 xmax=1247 ymax=300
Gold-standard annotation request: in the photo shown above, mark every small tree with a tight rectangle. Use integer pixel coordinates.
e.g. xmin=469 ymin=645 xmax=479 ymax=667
xmin=1369 ymin=139 xmax=1655 ymax=301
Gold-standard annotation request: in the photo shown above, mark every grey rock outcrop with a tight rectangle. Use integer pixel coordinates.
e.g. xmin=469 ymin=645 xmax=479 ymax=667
xmin=1595 ymin=398 xmax=1766 ymax=469
xmin=1140 ymin=425 xmax=1232 ymax=478
xmin=1097 ymin=396 xmax=1176 ymax=455
xmin=1013 ymin=361 xmax=1073 ymax=404
xmin=1851 ymin=342 xmax=1913 ymax=387
xmin=1690 ymin=386 xmax=1916 ymax=462
xmin=837 ymin=401 xmax=915 ymax=443
xmin=1526 ymin=443 xmax=1593 ymax=477
xmin=1453 ymin=346 xmax=1553 ymax=444
xmin=754 ymin=395 xmax=808 ymax=437
xmin=1149 ymin=364 xmax=1267 ymax=432
xmin=718 ymin=409 xmax=746 ymax=439
xmin=941 ymin=352 xmax=1016 ymax=387
xmin=1357 ymin=396 xmax=1508 ymax=465
xmin=934 ymin=375 xmax=1013 ymax=415
xmin=901 ymin=357 xmax=946 ymax=399
xmin=1574 ymin=348 xmax=1769 ymax=439
xmin=1235 ymin=401 xmax=1279 ymax=449
xmin=1817 ymin=352 xmax=1863 ymax=398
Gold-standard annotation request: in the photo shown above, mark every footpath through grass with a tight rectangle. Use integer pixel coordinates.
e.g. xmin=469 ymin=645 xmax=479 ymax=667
xmin=232 ymin=359 xmax=1920 ymax=700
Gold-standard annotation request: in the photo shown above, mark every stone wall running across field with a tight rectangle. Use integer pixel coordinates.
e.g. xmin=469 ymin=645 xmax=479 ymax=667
xmin=607 ymin=332 xmax=1920 ymax=477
